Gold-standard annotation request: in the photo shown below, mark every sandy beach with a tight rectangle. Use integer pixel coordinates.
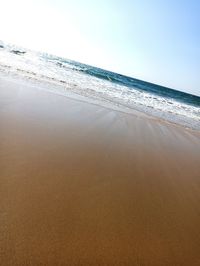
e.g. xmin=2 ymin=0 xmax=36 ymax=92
xmin=1 ymin=75 xmax=200 ymax=265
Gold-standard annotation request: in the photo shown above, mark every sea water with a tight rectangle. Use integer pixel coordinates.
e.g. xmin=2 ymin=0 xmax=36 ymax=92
xmin=0 ymin=42 xmax=199 ymax=130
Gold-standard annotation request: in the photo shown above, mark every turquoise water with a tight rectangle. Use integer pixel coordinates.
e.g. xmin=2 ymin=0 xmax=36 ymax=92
xmin=45 ymin=55 xmax=200 ymax=108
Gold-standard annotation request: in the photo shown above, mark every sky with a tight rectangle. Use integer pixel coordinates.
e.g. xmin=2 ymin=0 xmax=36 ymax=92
xmin=0 ymin=0 xmax=199 ymax=96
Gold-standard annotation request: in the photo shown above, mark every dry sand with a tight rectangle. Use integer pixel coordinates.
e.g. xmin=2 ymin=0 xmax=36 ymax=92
xmin=0 ymin=76 xmax=200 ymax=265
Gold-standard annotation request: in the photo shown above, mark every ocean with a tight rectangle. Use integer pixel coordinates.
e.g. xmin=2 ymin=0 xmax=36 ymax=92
xmin=0 ymin=42 xmax=199 ymax=130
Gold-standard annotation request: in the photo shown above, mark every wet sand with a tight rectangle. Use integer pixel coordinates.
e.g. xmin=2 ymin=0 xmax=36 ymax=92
xmin=1 ymin=76 xmax=200 ymax=265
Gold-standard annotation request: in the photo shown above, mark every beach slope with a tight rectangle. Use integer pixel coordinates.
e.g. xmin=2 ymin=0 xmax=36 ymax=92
xmin=0 ymin=76 xmax=200 ymax=265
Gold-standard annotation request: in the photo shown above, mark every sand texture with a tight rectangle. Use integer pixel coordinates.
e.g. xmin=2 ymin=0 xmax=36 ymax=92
xmin=0 ymin=76 xmax=200 ymax=265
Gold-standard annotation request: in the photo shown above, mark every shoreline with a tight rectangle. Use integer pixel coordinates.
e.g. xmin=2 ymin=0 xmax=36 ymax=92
xmin=0 ymin=70 xmax=199 ymax=133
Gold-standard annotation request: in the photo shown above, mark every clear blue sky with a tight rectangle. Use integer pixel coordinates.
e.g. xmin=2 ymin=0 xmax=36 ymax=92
xmin=0 ymin=0 xmax=199 ymax=95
